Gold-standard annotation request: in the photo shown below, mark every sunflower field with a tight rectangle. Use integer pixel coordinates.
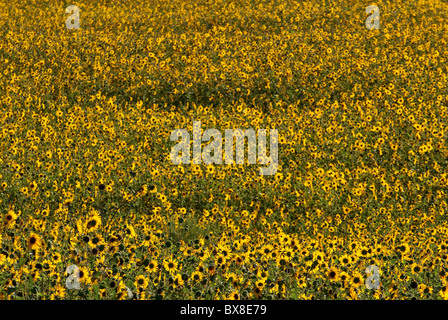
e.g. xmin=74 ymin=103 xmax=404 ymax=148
xmin=1 ymin=0 xmax=448 ymax=300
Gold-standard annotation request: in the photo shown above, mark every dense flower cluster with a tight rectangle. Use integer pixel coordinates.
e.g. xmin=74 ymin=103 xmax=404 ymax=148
xmin=1 ymin=0 xmax=448 ymax=299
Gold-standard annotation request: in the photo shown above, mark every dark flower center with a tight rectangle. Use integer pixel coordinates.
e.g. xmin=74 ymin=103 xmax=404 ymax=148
xmin=87 ymin=220 xmax=97 ymax=228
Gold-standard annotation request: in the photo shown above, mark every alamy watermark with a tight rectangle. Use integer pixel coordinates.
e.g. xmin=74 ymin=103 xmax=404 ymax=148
xmin=65 ymin=5 xmax=80 ymax=29
xmin=66 ymin=5 xmax=380 ymax=31
xmin=366 ymin=5 xmax=380 ymax=30
xmin=170 ymin=121 xmax=278 ymax=176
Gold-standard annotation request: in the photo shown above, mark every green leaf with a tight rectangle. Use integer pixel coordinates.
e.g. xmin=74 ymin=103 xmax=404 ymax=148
xmin=18 ymin=257 xmax=28 ymax=268
xmin=92 ymin=284 xmax=100 ymax=300
xmin=125 ymin=280 xmax=134 ymax=290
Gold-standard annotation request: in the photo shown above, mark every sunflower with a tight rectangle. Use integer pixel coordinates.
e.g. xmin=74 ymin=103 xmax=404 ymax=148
xmin=190 ymin=271 xmax=203 ymax=282
xmin=259 ymin=244 xmax=273 ymax=257
xmin=410 ymin=263 xmax=422 ymax=275
xmin=228 ymin=291 xmax=240 ymax=300
xmin=312 ymin=250 xmax=325 ymax=264
xmin=20 ymin=187 xmax=29 ymax=195
xmin=149 ymin=185 xmax=157 ymax=193
xmin=350 ymin=272 xmax=363 ymax=288
xmin=326 ymin=267 xmax=339 ymax=282
xmin=339 ymin=254 xmax=351 ymax=267
xmin=276 ymin=254 xmax=289 ymax=268
xmin=153 ymin=276 xmax=161 ymax=286
xmin=163 ymin=257 xmax=179 ymax=274
xmin=146 ymin=260 xmax=159 ymax=273
xmin=215 ymin=254 xmax=226 ymax=266
xmin=148 ymin=245 xmax=159 ymax=258
xmin=218 ymin=245 xmax=231 ymax=258
xmin=339 ymin=271 xmax=349 ymax=286
xmin=173 ymin=273 xmax=185 ymax=288
xmin=349 ymin=241 xmax=358 ymax=251
xmin=439 ymin=283 xmax=448 ymax=300
xmin=418 ymin=284 xmax=432 ymax=297
xmin=373 ymin=245 xmax=383 ymax=256
xmin=77 ymin=266 xmax=91 ymax=284
xmin=255 ymin=277 xmax=266 ymax=289
xmin=234 ymin=254 xmax=245 ymax=266
xmin=396 ymin=242 xmax=410 ymax=255
xmin=206 ymin=165 xmax=215 ymax=175
xmin=252 ymin=286 xmax=263 ymax=298
xmin=348 ymin=287 xmax=359 ymax=300
xmin=142 ymin=234 xmax=153 ymax=247
xmin=207 ymin=265 xmax=216 ymax=276
xmin=29 ymin=181 xmax=37 ymax=192
xmin=357 ymin=246 xmax=371 ymax=258
xmin=27 ymin=233 xmax=42 ymax=250
xmin=31 ymin=271 xmax=41 ymax=281
xmin=134 ymin=275 xmax=149 ymax=289
xmin=53 ymin=284 xmax=66 ymax=298
xmin=0 ymin=253 xmax=6 ymax=265
xmin=268 ymin=246 xmax=280 ymax=260
xmin=108 ymin=234 xmax=120 ymax=246
xmin=85 ymin=210 xmax=101 ymax=232
xmin=282 ymin=247 xmax=295 ymax=260
xmin=116 ymin=281 xmax=131 ymax=300
xmin=4 ymin=210 xmax=17 ymax=226
xmin=225 ymin=272 xmax=238 ymax=284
